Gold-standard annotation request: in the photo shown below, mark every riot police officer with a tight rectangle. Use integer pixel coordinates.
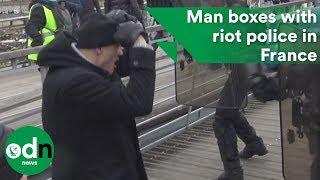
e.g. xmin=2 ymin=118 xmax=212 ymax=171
xmin=252 ymin=64 xmax=320 ymax=180
xmin=214 ymin=64 xmax=268 ymax=180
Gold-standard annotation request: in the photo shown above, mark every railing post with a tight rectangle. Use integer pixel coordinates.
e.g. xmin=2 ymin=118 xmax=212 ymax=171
xmin=186 ymin=106 xmax=193 ymax=129
xmin=12 ymin=59 xmax=18 ymax=70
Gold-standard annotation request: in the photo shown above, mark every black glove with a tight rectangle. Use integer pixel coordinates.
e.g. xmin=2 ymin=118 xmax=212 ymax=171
xmin=106 ymin=9 xmax=137 ymax=24
xmin=31 ymin=35 xmax=43 ymax=47
xmin=249 ymin=74 xmax=280 ymax=102
xmin=114 ymin=21 xmax=146 ymax=47
xmin=286 ymin=65 xmax=311 ymax=92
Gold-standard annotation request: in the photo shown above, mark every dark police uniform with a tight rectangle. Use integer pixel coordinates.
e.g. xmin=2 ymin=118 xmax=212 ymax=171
xmin=214 ymin=65 xmax=267 ymax=180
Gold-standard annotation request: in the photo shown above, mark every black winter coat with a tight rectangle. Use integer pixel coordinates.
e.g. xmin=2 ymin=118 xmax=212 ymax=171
xmin=38 ymin=32 xmax=155 ymax=180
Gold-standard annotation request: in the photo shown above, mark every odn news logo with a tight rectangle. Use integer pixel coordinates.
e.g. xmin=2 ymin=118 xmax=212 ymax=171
xmin=5 ymin=126 xmax=54 ymax=175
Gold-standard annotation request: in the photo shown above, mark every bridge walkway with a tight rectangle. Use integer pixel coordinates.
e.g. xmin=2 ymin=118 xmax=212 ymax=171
xmin=143 ymin=100 xmax=282 ymax=180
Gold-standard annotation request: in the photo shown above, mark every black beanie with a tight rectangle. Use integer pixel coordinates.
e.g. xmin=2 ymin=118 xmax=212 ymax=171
xmin=77 ymin=13 xmax=119 ymax=49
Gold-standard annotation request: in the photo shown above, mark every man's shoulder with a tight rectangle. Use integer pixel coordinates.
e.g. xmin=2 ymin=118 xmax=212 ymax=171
xmin=49 ymin=66 xmax=102 ymax=83
xmin=45 ymin=66 xmax=106 ymax=98
xmin=46 ymin=66 xmax=116 ymax=104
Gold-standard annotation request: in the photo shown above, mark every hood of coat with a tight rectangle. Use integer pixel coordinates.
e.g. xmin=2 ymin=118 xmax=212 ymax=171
xmin=38 ymin=31 xmax=108 ymax=76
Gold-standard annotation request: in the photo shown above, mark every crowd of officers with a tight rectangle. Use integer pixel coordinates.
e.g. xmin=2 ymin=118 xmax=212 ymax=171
xmin=2 ymin=0 xmax=310 ymax=180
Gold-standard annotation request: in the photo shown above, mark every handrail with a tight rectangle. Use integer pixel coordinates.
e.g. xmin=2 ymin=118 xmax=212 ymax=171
xmin=0 ymin=24 xmax=164 ymax=62
xmin=0 ymin=15 xmax=28 ymax=23
xmin=0 ymin=46 xmax=43 ymax=61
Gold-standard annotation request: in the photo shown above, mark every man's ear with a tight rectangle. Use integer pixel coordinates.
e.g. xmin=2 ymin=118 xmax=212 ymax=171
xmin=96 ymin=47 xmax=102 ymax=56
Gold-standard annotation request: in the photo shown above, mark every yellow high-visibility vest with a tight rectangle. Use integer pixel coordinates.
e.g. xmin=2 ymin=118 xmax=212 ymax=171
xmin=27 ymin=4 xmax=57 ymax=61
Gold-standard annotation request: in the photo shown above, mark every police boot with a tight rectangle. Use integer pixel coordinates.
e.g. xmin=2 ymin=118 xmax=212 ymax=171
xmin=217 ymin=168 xmax=244 ymax=180
xmin=214 ymin=115 xmax=244 ymax=180
xmin=231 ymin=113 xmax=268 ymax=159
xmin=239 ymin=137 xmax=268 ymax=159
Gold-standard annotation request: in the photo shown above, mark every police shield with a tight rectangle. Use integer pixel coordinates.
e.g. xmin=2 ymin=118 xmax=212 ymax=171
xmin=175 ymin=47 xmax=263 ymax=109
xmin=278 ymin=13 xmax=320 ymax=179
xmin=280 ymin=65 xmax=320 ymax=180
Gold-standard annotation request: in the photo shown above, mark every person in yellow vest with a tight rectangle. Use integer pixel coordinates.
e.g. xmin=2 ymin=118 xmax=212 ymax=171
xmin=26 ymin=0 xmax=73 ymax=82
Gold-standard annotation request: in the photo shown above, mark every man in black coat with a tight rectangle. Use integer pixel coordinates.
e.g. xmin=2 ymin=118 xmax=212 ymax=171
xmin=39 ymin=12 xmax=155 ymax=180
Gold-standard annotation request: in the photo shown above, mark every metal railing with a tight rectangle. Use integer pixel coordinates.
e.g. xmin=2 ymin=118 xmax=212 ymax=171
xmin=0 ymin=45 xmax=42 ymax=62
xmin=0 ymin=15 xmax=27 ymax=23
xmin=0 ymin=24 xmax=165 ymax=71
xmin=0 ymin=25 xmax=163 ymax=59
xmin=0 ymin=15 xmax=27 ymax=28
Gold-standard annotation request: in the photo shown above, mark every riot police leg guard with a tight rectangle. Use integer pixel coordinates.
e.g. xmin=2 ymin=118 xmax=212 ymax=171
xmin=214 ymin=113 xmax=244 ymax=180
xmin=235 ymin=113 xmax=268 ymax=159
